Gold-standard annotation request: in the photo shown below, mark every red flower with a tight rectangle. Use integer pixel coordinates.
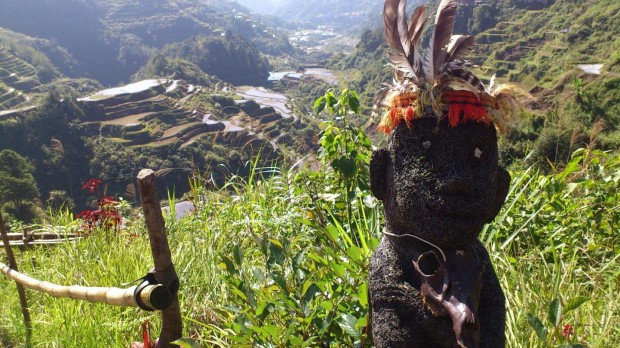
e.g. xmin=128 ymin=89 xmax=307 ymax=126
xmin=82 ymin=179 xmax=103 ymax=194
xmin=562 ymin=323 xmax=574 ymax=338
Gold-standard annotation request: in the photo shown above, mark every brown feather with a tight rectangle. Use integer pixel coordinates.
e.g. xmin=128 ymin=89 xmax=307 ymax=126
xmin=427 ymin=0 xmax=458 ymax=81
xmin=445 ymin=35 xmax=475 ymax=65
xmin=388 ymin=52 xmax=416 ymax=77
xmin=396 ymin=0 xmax=410 ymax=56
xmin=408 ymin=5 xmax=428 ymax=44
xmin=407 ymin=5 xmax=428 ymax=77
xmin=444 ymin=68 xmax=486 ymax=93
xmin=384 ymin=0 xmax=407 ymax=56
xmin=384 ymin=0 xmax=419 ymax=82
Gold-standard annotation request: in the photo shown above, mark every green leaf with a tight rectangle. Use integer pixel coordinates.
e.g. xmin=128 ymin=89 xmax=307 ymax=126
xmin=272 ymin=272 xmax=289 ymax=295
xmin=346 ymin=245 xmax=363 ymax=262
xmin=548 ymin=298 xmax=562 ymax=326
xmin=325 ymin=225 xmax=340 ymax=242
xmin=348 ymin=94 xmax=361 ymax=114
xmin=313 ymin=96 xmax=326 ymax=114
xmin=526 ymin=313 xmax=548 ymax=341
xmin=230 ymin=287 xmax=247 ymax=301
xmin=267 ymin=241 xmax=285 ymax=268
xmin=170 ymin=338 xmax=201 ymax=348
xmin=302 ymin=336 xmax=319 ymax=347
xmin=220 ymin=254 xmax=236 ymax=275
xmin=262 ymin=324 xmax=281 ymax=337
xmin=338 ymin=313 xmax=360 ymax=339
xmin=269 ymin=238 xmax=284 ymax=249
xmin=320 ymin=300 xmax=334 ymax=311
xmin=255 ymin=302 xmax=274 ymax=319
xmin=338 ymin=157 xmax=357 ymax=179
xmin=325 ymin=92 xmax=337 ymax=112
xmin=356 ymin=315 xmax=368 ymax=329
xmin=563 ymin=296 xmax=590 ymax=313
xmin=232 ymin=244 xmax=243 ymax=266
xmin=558 ymin=345 xmax=588 ymax=348
xmin=330 ymin=262 xmax=346 ymax=278
xmin=357 ymin=282 xmax=368 ymax=307
xmin=301 ymin=282 xmax=321 ymax=315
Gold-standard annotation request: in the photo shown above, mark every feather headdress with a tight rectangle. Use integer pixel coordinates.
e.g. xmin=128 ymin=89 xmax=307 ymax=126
xmin=376 ymin=0 xmax=521 ymax=135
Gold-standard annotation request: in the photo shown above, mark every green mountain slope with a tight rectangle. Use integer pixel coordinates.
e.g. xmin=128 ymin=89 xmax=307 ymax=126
xmin=472 ymin=0 xmax=620 ymax=161
xmin=155 ymin=33 xmax=271 ymax=86
xmin=0 ymin=0 xmax=292 ymax=85
xmin=327 ymin=0 xmax=619 ymax=165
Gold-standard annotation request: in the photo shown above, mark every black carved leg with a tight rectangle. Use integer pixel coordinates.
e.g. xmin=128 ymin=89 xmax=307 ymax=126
xmin=369 ymin=238 xmax=426 ymax=347
xmin=475 ymin=242 xmax=506 ymax=348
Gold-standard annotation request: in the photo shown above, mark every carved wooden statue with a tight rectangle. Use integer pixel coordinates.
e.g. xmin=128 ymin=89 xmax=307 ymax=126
xmin=368 ymin=1 xmax=521 ymax=347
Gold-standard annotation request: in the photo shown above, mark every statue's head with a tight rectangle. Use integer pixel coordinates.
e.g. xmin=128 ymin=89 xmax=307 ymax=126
xmin=370 ymin=116 xmax=510 ymax=249
xmin=368 ymin=0 xmax=522 ymax=250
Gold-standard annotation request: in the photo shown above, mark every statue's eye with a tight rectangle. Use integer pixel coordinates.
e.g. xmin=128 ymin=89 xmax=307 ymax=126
xmin=474 ymin=147 xmax=483 ymax=158
xmin=422 ymin=141 xmax=431 ymax=150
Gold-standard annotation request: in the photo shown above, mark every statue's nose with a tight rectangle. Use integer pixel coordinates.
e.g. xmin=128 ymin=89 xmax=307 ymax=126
xmin=437 ymin=161 xmax=472 ymax=195
xmin=435 ymin=144 xmax=473 ymax=195
xmin=438 ymin=176 xmax=471 ymax=195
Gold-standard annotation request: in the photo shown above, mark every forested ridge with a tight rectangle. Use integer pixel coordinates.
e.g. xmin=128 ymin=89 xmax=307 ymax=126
xmin=0 ymin=0 xmax=617 ymax=347
xmin=0 ymin=0 xmax=617 ymax=221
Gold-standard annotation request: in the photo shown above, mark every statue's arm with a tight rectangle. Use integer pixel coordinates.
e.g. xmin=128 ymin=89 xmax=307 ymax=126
xmin=369 ymin=238 xmax=424 ymax=348
xmin=476 ymin=243 xmax=506 ymax=348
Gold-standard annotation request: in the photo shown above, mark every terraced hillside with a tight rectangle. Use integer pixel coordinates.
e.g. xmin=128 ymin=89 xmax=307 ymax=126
xmin=0 ymin=0 xmax=292 ymax=85
xmin=0 ymin=46 xmax=40 ymax=111
xmin=470 ymin=0 xmax=619 ymax=90
xmin=76 ymin=78 xmax=301 ymax=156
xmin=471 ymin=16 xmax=555 ymax=86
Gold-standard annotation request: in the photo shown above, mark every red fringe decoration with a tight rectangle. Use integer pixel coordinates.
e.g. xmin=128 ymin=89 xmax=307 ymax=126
xmin=392 ymin=92 xmax=417 ymax=108
xmin=405 ymin=106 xmax=415 ymax=124
xmin=447 ymin=103 xmax=490 ymax=128
xmin=377 ymin=124 xmax=391 ymax=134
xmin=443 ymin=91 xmax=493 ymax=128
xmin=378 ymin=91 xmax=497 ymax=134
xmin=389 ymin=107 xmax=399 ymax=125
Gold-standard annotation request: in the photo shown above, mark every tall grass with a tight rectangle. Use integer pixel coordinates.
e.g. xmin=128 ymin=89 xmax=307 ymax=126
xmin=0 ymin=149 xmax=618 ymax=347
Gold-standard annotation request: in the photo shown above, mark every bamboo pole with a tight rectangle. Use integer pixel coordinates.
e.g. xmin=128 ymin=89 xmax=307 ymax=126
xmin=0 ymin=261 xmax=167 ymax=308
xmin=0 ymin=211 xmax=32 ymax=346
xmin=137 ymin=169 xmax=182 ymax=347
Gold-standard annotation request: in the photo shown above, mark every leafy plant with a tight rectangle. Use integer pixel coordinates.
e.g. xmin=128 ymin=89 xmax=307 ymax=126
xmin=314 ymin=88 xmax=372 ymax=199
xmin=76 ymin=178 xmax=126 ymax=234
xmin=483 ymin=148 xmax=619 ymax=347
xmin=313 ymin=88 xmax=374 ymax=241
xmin=526 ymin=296 xmax=590 ymax=348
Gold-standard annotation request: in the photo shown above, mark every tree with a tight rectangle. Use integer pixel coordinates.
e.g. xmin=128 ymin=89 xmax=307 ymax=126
xmin=0 ymin=149 xmax=40 ymax=222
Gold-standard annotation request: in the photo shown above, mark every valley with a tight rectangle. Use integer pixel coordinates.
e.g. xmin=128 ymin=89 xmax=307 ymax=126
xmin=0 ymin=0 xmax=618 ymax=214
xmin=0 ymin=1 xmax=617 ymax=347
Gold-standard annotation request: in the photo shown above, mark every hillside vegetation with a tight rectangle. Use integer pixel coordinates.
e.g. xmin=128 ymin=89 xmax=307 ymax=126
xmin=0 ymin=0 xmax=291 ymax=85
xmin=155 ymin=33 xmax=271 ymax=86
xmin=325 ymin=0 xmax=619 ymax=169
xmin=0 ymin=127 xmax=617 ymax=346
xmin=0 ymin=75 xmax=319 ymax=220
xmin=0 ymin=0 xmax=618 ymax=345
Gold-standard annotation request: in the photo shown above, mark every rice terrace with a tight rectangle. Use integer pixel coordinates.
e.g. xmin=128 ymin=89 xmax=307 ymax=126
xmin=0 ymin=0 xmax=618 ymax=347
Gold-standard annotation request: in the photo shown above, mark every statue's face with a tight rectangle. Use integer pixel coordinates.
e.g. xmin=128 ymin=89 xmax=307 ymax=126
xmin=375 ymin=118 xmax=509 ymax=249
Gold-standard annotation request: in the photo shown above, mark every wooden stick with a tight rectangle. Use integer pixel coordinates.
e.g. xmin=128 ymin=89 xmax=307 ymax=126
xmin=137 ymin=169 xmax=182 ymax=347
xmin=0 ymin=211 xmax=32 ymax=345
xmin=0 ymin=261 xmax=167 ymax=308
